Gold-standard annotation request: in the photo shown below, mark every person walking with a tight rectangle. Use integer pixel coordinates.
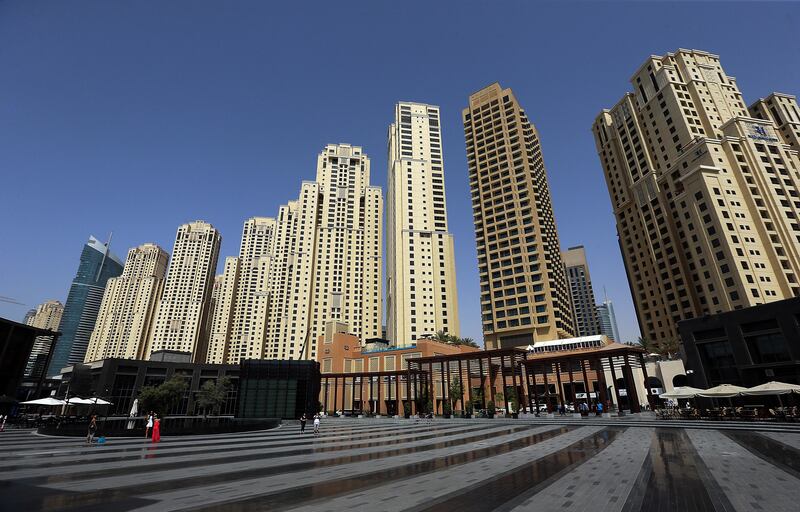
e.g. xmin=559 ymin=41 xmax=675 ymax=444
xmin=151 ymin=414 xmax=161 ymax=443
xmin=596 ymin=401 xmax=604 ymax=417
xmin=145 ymin=411 xmax=154 ymax=439
xmin=300 ymin=413 xmax=307 ymax=434
xmin=86 ymin=415 xmax=98 ymax=445
xmin=313 ymin=414 xmax=320 ymax=436
xmin=1 ymin=414 xmax=7 ymax=432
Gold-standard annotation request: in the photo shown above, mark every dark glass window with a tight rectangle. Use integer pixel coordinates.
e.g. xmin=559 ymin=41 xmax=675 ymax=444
xmin=744 ymin=332 xmax=791 ymax=364
xmin=697 ymin=341 xmax=739 ymax=385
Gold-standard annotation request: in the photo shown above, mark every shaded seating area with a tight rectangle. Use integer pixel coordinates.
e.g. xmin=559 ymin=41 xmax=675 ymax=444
xmin=656 ymin=381 xmax=800 ymax=421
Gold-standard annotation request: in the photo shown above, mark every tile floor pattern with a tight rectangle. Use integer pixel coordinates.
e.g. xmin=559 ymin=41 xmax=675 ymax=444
xmin=1 ymin=419 xmax=799 ymax=511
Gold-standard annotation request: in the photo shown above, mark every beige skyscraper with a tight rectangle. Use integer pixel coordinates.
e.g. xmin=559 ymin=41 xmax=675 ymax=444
xmin=85 ymin=243 xmax=169 ymax=361
xmin=464 ymin=83 xmax=575 ymax=349
xmin=562 ymin=246 xmax=601 ymax=337
xmin=304 ymin=144 xmax=383 ymax=358
xmin=25 ymin=300 xmax=63 ymax=375
xmin=386 ymin=102 xmax=459 ymax=346
xmin=26 ymin=300 xmax=64 ymax=330
xmin=149 ymin=221 xmax=221 ymax=361
xmin=750 ymin=93 xmax=800 ymax=151
xmin=206 ymin=257 xmax=239 ymax=364
xmin=593 ymin=49 xmax=800 ymax=345
xmin=211 ymin=144 xmax=383 ymax=363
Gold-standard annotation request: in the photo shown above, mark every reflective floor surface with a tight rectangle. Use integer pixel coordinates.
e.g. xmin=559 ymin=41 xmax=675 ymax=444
xmin=1 ymin=418 xmax=799 ymax=511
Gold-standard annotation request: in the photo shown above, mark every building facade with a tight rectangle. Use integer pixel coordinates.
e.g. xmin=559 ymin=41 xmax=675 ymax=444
xmin=149 ymin=221 xmax=221 ymax=362
xmin=679 ymin=296 xmax=800 ymax=387
xmin=593 ymin=49 xmax=800 ymax=347
xmin=209 ymin=145 xmax=383 ymax=364
xmin=24 ymin=300 xmax=63 ymax=376
xmin=47 ymin=236 xmax=123 ymax=376
xmin=85 ymin=243 xmax=169 ymax=362
xmin=386 ymin=102 xmax=459 ymax=346
xmin=464 ymin=83 xmax=575 ymax=349
xmin=750 ymin=93 xmax=800 ymax=152
xmin=562 ymin=246 xmax=601 ymax=337
xmin=206 ymin=257 xmax=240 ymax=364
xmin=596 ymin=298 xmax=622 ymax=343
xmin=227 ymin=217 xmax=276 ymax=362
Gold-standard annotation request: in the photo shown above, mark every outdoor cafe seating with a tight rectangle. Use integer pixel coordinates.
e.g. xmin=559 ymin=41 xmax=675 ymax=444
xmin=656 ymin=382 xmax=800 ymax=422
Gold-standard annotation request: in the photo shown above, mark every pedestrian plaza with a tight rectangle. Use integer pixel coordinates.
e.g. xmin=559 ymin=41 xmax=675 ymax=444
xmin=1 ymin=417 xmax=799 ymax=511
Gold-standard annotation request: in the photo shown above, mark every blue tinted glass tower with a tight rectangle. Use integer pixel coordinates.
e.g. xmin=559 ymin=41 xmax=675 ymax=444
xmin=596 ymin=298 xmax=621 ymax=343
xmin=47 ymin=236 xmax=123 ymax=377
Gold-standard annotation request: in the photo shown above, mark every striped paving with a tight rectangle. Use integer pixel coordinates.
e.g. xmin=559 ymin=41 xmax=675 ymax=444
xmin=0 ymin=418 xmax=799 ymax=511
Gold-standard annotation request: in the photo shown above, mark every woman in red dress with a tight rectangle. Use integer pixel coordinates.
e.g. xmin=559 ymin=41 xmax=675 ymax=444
xmin=151 ymin=414 xmax=161 ymax=443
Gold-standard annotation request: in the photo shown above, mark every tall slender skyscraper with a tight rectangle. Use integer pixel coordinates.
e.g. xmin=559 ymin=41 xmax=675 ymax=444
xmin=47 ymin=236 xmax=123 ymax=376
xmin=301 ymin=144 xmax=382 ymax=359
xmin=25 ymin=300 xmax=63 ymax=376
xmin=593 ymin=49 xmax=800 ymax=345
xmin=85 ymin=243 xmax=169 ymax=361
xmin=206 ymin=258 xmax=239 ymax=364
xmin=387 ymin=102 xmax=459 ymax=346
xmin=228 ymin=217 xmax=275 ymax=362
xmin=464 ymin=83 xmax=575 ymax=349
xmin=596 ymin=298 xmax=621 ymax=343
xmin=562 ymin=246 xmax=601 ymax=337
xmin=148 ymin=221 xmax=221 ymax=362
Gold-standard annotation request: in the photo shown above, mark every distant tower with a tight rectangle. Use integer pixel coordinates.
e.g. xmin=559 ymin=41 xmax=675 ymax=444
xmin=596 ymin=297 xmax=621 ymax=343
xmin=562 ymin=246 xmax=602 ymax=337
xmin=47 ymin=236 xmax=123 ymax=376
xmin=386 ymin=102 xmax=459 ymax=346
xmin=464 ymin=83 xmax=575 ymax=349
xmin=25 ymin=300 xmax=64 ymax=376
xmin=148 ymin=221 xmax=221 ymax=362
xmin=85 ymin=243 xmax=169 ymax=361
xmin=206 ymin=257 xmax=240 ymax=364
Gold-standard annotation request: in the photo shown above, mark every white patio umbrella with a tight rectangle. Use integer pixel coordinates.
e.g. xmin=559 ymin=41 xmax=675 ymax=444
xmin=743 ymin=381 xmax=800 ymax=407
xmin=127 ymin=398 xmax=139 ymax=429
xmin=87 ymin=397 xmax=113 ymax=405
xmin=698 ymin=384 xmax=747 ymax=398
xmin=742 ymin=381 xmax=800 ymax=395
xmin=659 ymin=386 xmax=705 ymax=399
xmin=67 ymin=397 xmax=95 ymax=405
xmin=20 ymin=397 xmax=66 ymax=406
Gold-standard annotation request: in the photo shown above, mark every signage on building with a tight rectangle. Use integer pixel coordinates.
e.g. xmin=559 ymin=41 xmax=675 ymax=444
xmin=746 ymin=123 xmax=778 ymax=143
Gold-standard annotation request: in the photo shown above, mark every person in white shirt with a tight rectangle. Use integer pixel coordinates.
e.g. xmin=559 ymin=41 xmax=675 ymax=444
xmin=313 ymin=414 xmax=320 ymax=436
xmin=145 ymin=412 xmax=154 ymax=438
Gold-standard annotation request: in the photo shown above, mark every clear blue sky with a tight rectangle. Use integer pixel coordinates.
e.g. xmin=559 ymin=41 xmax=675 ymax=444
xmin=1 ymin=1 xmax=798 ymax=345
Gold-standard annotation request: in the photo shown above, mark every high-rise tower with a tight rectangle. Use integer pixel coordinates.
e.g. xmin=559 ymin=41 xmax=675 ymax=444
xmin=25 ymin=300 xmax=63 ymax=377
xmin=47 ymin=236 xmax=123 ymax=376
xmin=387 ymin=102 xmax=459 ymax=346
xmin=562 ymin=246 xmax=601 ymax=337
xmin=304 ymin=144 xmax=383 ymax=358
xmin=149 ymin=221 xmax=221 ymax=361
xmin=209 ymin=144 xmax=383 ymax=363
xmin=596 ymin=297 xmax=621 ymax=343
xmin=464 ymin=83 xmax=575 ymax=349
xmin=85 ymin=243 xmax=169 ymax=361
xmin=206 ymin=257 xmax=240 ymax=364
xmin=593 ymin=49 xmax=800 ymax=345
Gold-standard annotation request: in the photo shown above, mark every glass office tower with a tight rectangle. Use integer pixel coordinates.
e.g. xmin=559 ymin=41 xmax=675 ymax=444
xmin=47 ymin=236 xmax=123 ymax=376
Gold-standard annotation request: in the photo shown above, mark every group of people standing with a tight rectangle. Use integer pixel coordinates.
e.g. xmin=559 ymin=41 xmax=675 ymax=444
xmin=86 ymin=411 xmax=162 ymax=445
xmin=145 ymin=411 xmax=161 ymax=442
xmin=299 ymin=413 xmax=321 ymax=435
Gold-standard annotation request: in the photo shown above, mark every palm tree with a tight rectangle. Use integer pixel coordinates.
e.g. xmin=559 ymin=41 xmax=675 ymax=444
xmin=432 ymin=330 xmax=453 ymax=343
xmin=636 ymin=336 xmax=654 ymax=353
xmin=452 ymin=337 xmax=479 ymax=348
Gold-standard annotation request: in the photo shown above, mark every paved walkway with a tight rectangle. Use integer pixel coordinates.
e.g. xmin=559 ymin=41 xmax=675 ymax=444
xmin=1 ymin=418 xmax=799 ymax=511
